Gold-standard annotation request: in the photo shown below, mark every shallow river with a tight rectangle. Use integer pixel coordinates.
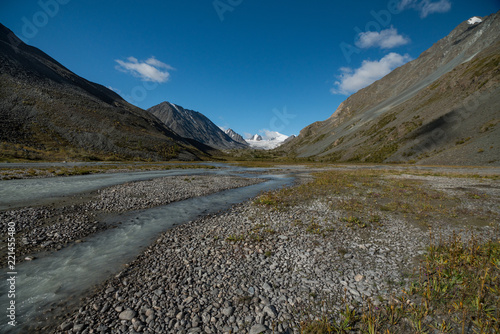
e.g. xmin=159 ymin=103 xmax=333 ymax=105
xmin=0 ymin=167 xmax=293 ymax=332
xmin=0 ymin=165 xmax=265 ymax=210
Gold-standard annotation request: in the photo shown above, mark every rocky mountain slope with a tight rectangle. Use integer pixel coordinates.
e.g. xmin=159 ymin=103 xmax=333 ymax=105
xmin=0 ymin=23 xmax=212 ymax=161
xmin=148 ymin=102 xmax=248 ymax=150
xmin=224 ymin=128 xmax=247 ymax=146
xmin=280 ymin=12 xmax=500 ymax=165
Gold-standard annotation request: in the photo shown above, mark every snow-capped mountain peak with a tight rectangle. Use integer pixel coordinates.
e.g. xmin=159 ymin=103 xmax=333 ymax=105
xmin=245 ymin=131 xmax=291 ymax=150
xmin=467 ymin=16 xmax=483 ymax=25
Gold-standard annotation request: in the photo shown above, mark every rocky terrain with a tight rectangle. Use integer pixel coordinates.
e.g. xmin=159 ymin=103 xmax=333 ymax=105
xmin=0 ymin=175 xmax=263 ymax=264
xmin=34 ymin=168 xmax=499 ymax=334
xmin=225 ymin=129 xmax=248 ymax=146
xmin=280 ymin=12 xmax=500 ymax=165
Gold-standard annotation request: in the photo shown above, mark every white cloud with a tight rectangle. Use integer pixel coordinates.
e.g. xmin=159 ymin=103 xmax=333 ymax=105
xmin=261 ymin=130 xmax=280 ymax=140
xmin=398 ymin=0 xmax=451 ymax=18
xmin=331 ymin=53 xmax=412 ymax=95
xmin=115 ymin=56 xmax=174 ymax=83
xmin=145 ymin=56 xmax=174 ymax=70
xmin=356 ymin=26 xmax=410 ymax=49
xmin=398 ymin=0 xmax=415 ymax=8
xmin=420 ymin=0 xmax=451 ymax=17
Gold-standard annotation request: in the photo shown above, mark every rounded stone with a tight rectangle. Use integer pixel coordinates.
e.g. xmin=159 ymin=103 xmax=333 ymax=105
xmin=119 ymin=309 xmax=137 ymax=321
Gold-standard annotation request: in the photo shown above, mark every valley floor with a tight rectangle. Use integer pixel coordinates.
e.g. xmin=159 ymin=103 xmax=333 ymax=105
xmin=1 ymin=163 xmax=498 ymax=333
xmin=39 ymin=166 xmax=499 ymax=334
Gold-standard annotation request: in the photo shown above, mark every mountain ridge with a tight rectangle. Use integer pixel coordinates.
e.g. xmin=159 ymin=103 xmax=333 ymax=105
xmin=0 ymin=23 xmax=211 ymax=161
xmin=148 ymin=102 xmax=248 ymax=150
xmin=279 ymin=12 xmax=500 ymax=165
xmin=224 ymin=128 xmax=247 ymax=145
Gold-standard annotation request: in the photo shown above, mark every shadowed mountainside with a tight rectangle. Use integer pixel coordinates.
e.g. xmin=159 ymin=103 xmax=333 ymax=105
xmin=0 ymin=23 xmax=213 ymax=161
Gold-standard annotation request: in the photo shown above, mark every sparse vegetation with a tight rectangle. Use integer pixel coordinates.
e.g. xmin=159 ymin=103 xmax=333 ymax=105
xmin=363 ymin=113 xmax=397 ymax=137
xmin=299 ymin=232 xmax=500 ymax=333
xmin=251 ymin=168 xmax=500 ymax=333
xmin=340 ymin=216 xmax=366 ymax=229
xmin=254 ymin=169 xmax=498 ymax=229
xmin=456 ymin=137 xmax=472 ymax=145
xmin=364 ymin=143 xmax=399 ymax=163
xmin=480 ymin=120 xmax=500 ymax=133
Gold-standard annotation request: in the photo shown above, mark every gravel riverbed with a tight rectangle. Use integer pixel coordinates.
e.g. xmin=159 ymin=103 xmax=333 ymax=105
xmin=0 ymin=175 xmax=264 ymax=264
xmin=46 ymin=173 xmax=498 ymax=334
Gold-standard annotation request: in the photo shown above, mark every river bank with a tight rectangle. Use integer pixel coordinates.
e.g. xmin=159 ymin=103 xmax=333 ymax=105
xmin=46 ymin=169 xmax=499 ymax=334
xmin=0 ymin=162 xmax=218 ymax=180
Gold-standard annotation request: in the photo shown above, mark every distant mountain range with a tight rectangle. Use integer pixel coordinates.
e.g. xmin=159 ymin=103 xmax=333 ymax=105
xmin=1 ymin=11 xmax=498 ymax=165
xmin=280 ymin=12 xmax=500 ymax=165
xmin=0 ymin=23 xmax=213 ymax=161
xmin=148 ymin=102 xmax=248 ymax=150
xmin=0 ymin=20 xmax=280 ymax=160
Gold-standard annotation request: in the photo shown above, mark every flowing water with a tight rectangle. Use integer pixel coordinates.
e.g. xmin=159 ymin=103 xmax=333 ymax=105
xmin=0 ymin=169 xmax=293 ymax=332
xmin=0 ymin=167 xmax=240 ymax=210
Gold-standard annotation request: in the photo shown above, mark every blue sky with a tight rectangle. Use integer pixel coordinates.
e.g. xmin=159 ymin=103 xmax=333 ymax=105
xmin=1 ymin=1 xmax=498 ymax=138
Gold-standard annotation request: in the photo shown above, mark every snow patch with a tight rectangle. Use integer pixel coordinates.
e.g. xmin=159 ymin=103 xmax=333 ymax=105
xmin=168 ymin=102 xmax=181 ymax=113
xmin=467 ymin=17 xmax=482 ymax=25
xmin=168 ymin=102 xmax=197 ymax=124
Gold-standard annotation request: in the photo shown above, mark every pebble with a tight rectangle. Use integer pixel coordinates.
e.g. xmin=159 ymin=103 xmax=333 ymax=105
xmin=222 ymin=307 xmax=235 ymax=317
xmin=263 ymin=305 xmax=278 ymax=318
xmin=59 ymin=322 xmax=72 ymax=331
xmin=250 ymin=324 xmax=269 ymax=334
xmin=72 ymin=323 xmax=84 ymax=332
xmin=119 ymin=309 xmax=136 ymax=321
